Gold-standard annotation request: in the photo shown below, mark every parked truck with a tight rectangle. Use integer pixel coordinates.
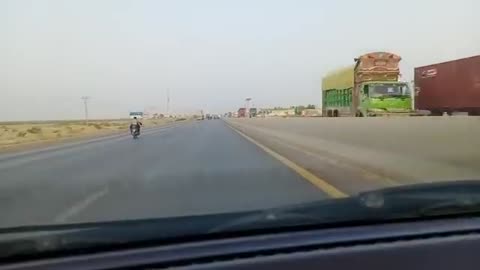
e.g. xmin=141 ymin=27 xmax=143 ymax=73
xmin=238 ymin=108 xmax=246 ymax=118
xmin=322 ymin=52 xmax=412 ymax=117
xmin=414 ymin=55 xmax=480 ymax=116
xmin=249 ymin=108 xmax=257 ymax=118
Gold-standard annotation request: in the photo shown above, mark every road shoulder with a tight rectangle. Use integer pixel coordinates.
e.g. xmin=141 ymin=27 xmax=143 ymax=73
xmin=226 ymin=120 xmax=398 ymax=195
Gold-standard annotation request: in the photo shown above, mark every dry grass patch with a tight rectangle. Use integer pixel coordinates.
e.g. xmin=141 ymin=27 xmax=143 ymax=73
xmin=0 ymin=118 xmax=182 ymax=151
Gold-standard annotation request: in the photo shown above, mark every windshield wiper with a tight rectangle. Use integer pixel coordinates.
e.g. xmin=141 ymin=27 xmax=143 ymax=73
xmin=210 ymin=180 xmax=480 ymax=232
xmin=418 ymin=199 xmax=480 ymax=217
xmin=356 ymin=180 xmax=480 ymax=219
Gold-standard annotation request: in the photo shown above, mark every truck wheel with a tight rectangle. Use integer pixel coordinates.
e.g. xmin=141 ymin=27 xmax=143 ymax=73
xmin=333 ymin=110 xmax=339 ymax=117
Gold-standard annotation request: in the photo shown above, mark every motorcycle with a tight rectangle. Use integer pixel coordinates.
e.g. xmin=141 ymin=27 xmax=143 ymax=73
xmin=131 ymin=126 xmax=140 ymax=139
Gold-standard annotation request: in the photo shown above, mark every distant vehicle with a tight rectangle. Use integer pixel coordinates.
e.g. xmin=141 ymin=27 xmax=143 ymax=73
xmin=249 ymin=108 xmax=257 ymax=118
xmin=414 ymin=55 xmax=480 ymax=116
xmin=206 ymin=114 xmax=212 ymax=120
xmin=322 ymin=52 xmax=413 ymax=117
xmin=238 ymin=108 xmax=246 ymax=117
xmin=213 ymin=114 xmax=220 ymax=119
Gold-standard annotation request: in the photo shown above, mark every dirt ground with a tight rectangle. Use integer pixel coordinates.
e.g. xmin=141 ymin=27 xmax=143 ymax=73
xmin=0 ymin=119 xmax=177 ymax=151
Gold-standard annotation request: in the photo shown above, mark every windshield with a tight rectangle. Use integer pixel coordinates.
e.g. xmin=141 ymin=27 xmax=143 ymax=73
xmin=1 ymin=0 xmax=479 ymax=259
xmin=368 ymin=84 xmax=410 ymax=98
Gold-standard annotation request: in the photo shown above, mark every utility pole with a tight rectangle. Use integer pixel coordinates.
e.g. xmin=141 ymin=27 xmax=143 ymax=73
xmin=410 ymin=79 xmax=416 ymax=111
xmin=245 ymin=97 xmax=252 ymax=118
xmin=166 ymin=88 xmax=170 ymax=116
xmin=81 ymin=96 xmax=90 ymax=125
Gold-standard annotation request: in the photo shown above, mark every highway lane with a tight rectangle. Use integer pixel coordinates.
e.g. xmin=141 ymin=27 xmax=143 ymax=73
xmin=0 ymin=120 xmax=327 ymax=228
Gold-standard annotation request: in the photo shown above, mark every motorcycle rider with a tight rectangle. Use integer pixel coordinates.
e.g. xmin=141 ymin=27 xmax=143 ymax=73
xmin=129 ymin=117 xmax=143 ymax=135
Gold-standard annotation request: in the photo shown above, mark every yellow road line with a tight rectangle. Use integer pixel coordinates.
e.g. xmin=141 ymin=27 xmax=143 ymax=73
xmin=228 ymin=124 xmax=348 ymax=198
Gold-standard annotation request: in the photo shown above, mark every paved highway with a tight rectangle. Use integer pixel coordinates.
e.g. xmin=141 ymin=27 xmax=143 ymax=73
xmin=0 ymin=121 xmax=327 ymax=228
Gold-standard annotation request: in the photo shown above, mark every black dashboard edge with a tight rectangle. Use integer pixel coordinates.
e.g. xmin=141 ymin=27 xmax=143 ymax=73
xmin=1 ymin=216 xmax=480 ymax=270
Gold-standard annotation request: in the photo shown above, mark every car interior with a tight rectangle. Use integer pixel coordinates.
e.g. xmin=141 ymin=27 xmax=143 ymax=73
xmin=1 ymin=216 xmax=478 ymax=270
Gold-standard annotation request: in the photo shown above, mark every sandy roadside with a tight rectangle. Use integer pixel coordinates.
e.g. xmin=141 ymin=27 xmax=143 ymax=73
xmin=0 ymin=118 xmax=185 ymax=153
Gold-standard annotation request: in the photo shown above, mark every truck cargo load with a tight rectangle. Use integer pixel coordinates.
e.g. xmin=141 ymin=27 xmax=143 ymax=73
xmin=414 ymin=55 xmax=480 ymax=116
xmin=322 ymin=52 xmax=412 ymax=117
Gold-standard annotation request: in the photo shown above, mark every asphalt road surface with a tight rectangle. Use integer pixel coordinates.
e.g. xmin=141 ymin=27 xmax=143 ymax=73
xmin=0 ymin=121 xmax=327 ymax=228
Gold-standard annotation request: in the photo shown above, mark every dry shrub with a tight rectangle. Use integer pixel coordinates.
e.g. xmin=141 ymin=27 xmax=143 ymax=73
xmin=26 ymin=127 xmax=42 ymax=134
xmin=91 ymin=123 xmax=102 ymax=129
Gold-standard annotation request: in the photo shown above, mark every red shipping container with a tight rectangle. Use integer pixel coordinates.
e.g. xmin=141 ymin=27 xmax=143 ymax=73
xmin=414 ymin=55 xmax=480 ymax=115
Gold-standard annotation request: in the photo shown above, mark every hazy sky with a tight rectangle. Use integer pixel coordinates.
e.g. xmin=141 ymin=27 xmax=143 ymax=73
xmin=2 ymin=0 xmax=479 ymax=120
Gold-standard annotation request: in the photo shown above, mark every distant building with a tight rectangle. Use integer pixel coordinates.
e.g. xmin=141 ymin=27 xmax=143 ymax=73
xmin=152 ymin=113 xmax=165 ymax=119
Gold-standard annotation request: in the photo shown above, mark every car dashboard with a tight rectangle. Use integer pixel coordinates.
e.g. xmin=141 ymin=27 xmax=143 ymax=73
xmin=1 ymin=216 xmax=479 ymax=270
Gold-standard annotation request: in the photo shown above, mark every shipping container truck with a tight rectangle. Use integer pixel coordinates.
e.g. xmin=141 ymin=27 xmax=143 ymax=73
xmin=238 ymin=108 xmax=246 ymax=118
xmin=322 ymin=52 xmax=413 ymax=117
xmin=414 ymin=55 xmax=480 ymax=116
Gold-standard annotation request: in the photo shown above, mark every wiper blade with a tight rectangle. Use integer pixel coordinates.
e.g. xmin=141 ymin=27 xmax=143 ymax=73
xmin=356 ymin=180 xmax=480 ymax=218
xmin=418 ymin=200 xmax=480 ymax=217
xmin=211 ymin=180 xmax=480 ymax=233
xmin=207 ymin=198 xmax=358 ymax=233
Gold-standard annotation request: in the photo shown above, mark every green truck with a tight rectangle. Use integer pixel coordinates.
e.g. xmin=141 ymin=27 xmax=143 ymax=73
xmin=322 ymin=52 xmax=412 ymax=117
